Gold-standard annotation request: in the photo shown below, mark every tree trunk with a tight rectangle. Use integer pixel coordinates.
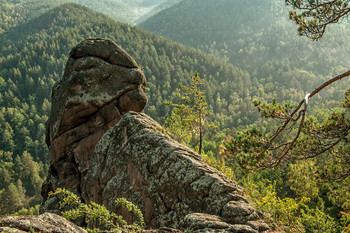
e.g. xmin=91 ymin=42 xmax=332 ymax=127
xmin=199 ymin=111 xmax=202 ymax=155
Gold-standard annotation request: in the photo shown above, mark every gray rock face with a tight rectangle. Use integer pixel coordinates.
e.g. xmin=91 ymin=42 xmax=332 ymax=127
xmin=81 ymin=112 xmax=268 ymax=232
xmin=0 ymin=213 xmax=87 ymax=233
xmin=41 ymin=38 xmax=148 ymax=203
xmin=41 ymin=38 xmax=268 ymax=232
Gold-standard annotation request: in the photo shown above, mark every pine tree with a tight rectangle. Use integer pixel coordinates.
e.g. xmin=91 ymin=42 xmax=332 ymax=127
xmin=165 ymin=72 xmax=215 ymax=154
xmin=286 ymin=0 xmax=350 ymax=40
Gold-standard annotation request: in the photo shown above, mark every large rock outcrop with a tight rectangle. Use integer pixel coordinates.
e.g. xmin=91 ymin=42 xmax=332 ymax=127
xmin=41 ymin=38 xmax=148 ymax=203
xmin=41 ymin=38 xmax=268 ymax=232
xmin=81 ymin=112 xmax=268 ymax=232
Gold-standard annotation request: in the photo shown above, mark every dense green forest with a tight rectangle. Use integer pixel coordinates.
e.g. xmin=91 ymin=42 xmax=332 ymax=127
xmin=141 ymin=0 xmax=350 ymax=231
xmin=1 ymin=0 xmax=350 ymax=231
xmin=140 ymin=0 xmax=350 ymax=103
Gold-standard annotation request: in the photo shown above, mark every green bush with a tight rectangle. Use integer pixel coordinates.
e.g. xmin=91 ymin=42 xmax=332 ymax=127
xmin=48 ymin=188 xmax=144 ymax=232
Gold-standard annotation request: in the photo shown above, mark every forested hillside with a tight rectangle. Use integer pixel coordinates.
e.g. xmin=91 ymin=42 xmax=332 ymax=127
xmin=140 ymin=0 xmax=350 ymax=231
xmin=0 ymin=0 xmax=65 ymax=34
xmin=0 ymin=0 xmax=255 ymax=215
xmin=140 ymin=0 xmax=350 ymax=104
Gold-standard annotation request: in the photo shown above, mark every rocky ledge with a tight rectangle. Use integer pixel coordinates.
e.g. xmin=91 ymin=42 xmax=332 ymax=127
xmin=79 ymin=111 xmax=268 ymax=232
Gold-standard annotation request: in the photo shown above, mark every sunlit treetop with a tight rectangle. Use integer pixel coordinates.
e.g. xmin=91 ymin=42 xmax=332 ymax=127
xmin=286 ymin=0 xmax=350 ymax=40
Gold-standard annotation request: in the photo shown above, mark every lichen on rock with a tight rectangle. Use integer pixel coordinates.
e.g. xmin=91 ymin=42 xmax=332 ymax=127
xmin=81 ymin=112 xmax=268 ymax=232
xmin=41 ymin=38 xmax=148 ymax=206
xmin=41 ymin=38 xmax=268 ymax=233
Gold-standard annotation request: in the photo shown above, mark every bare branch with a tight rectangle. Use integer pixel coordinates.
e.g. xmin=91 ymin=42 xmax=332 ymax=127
xmin=263 ymin=69 xmax=350 ymax=167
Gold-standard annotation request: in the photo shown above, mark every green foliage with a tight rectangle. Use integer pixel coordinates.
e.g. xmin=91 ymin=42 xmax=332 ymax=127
xmin=340 ymin=211 xmax=350 ymax=233
xmin=164 ymin=110 xmax=194 ymax=144
xmin=221 ymin=89 xmax=350 ymax=231
xmin=202 ymin=150 xmax=341 ymax=232
xmin=222 ymin=128 xmax=271 ymax=170
xmin=287 ymin=159 xmax=319 ymax=199
xmin=13 ymin=205 xmax=40 ymax=216
xmin=253 ymin=98 xmax=295 ymax=119
xmin=224 ymin=89 xmax=350 ymax=170
xmin=219 ymin=91 xmax=350 ymax=233
xmin=237 ymin=170 xmax=340 ymax=232
xmin=286 ymin=0 xmax=350 ymax=40
xmin=301 ymin=205 xmax=338 ymax=233
xmin=115 ymin=198 xmax=144 ymax=228
xmin=48 ymin=188 xmax=144 ymax=232
xmin=164 ymin=72 xmax=216 ymax=154
xmin=202 ymin=153 xmax=235 ymax=180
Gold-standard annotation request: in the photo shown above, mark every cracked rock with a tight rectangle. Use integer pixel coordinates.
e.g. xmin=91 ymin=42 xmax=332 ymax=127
xmin=41 ymin=38 xmax=268 ymax=233
xmin=41 ymin=38 xmax=148 ymax=210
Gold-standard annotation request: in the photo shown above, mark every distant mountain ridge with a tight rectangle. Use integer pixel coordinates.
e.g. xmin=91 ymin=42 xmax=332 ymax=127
xmin=0 ymin=0 xmax=183 ymax=26
xmin=135 ymin=0 xmax=183 ymax=24
xmin=140 ymin=0 xmax=350 ymax=102
xmin=61 ymin=0 xmax=183 ymax=24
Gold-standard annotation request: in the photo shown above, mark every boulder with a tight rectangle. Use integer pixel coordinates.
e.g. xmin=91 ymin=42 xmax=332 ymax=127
xmin=0 ymin=213 xmax=87 ymax=233
xmin=41 ymin=38 xmax=148 ymax=203
xmin=41 ymin=38 xmax=268 ymax=232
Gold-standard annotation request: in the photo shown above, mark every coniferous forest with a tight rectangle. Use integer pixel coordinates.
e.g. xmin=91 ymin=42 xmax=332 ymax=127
xmin=1 ymin=0 xmax=350 ymax=232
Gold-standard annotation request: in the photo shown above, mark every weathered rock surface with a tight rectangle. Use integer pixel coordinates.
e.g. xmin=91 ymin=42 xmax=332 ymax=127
xmin=0 ymin=213 xmax=87 ymax=233
xmin=41 ymin=38 xmax=148 ymax=204
xmin=41 ymin=38 xmax=268 ymax=232
xmin=80 ymin=112 xmax=269 ymax=232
